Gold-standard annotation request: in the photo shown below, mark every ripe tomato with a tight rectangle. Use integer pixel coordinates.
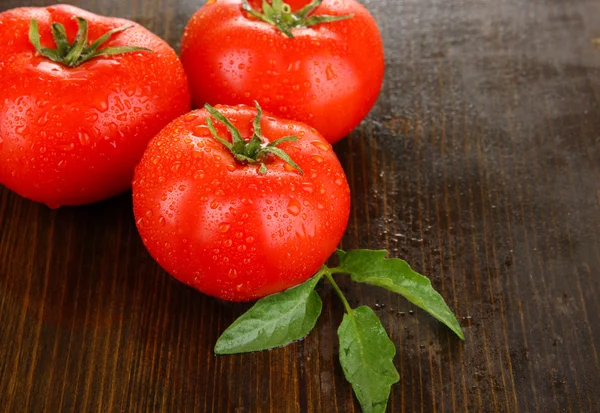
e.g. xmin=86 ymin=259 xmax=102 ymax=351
xmin=132 ymin=104 xmax=351 ymax=301
xmin=180 ymin=0 xmax=384 ymax=144
xmin=0 ymin=5 xmax=190 ymax=208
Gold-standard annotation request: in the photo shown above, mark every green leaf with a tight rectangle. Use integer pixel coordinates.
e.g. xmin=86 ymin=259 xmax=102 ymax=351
xmin=215 ymin=274 xmax=323 ymax=354
xmin=338 ymin=306 xmax=400 ymax=413
xmin=337 ymin=250 xmax=465 ymax=340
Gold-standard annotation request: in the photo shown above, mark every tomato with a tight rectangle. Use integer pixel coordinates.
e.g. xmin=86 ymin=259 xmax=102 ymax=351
xmin=132 ymin=104 xmax=350 ymax=301
xmin=0 ymin=5 xmax=190 ymax=208
xmin=180 ymin=0 xmax=384 ymax=144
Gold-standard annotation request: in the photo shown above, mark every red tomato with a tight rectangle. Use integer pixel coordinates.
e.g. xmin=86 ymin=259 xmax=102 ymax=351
xmin=132 ymin=104 xmax=351 ymax=301
xmin=0 ymin=5 xmax=190 ymax=208
xmin=180 ymin=0 xmax=384 ymax=144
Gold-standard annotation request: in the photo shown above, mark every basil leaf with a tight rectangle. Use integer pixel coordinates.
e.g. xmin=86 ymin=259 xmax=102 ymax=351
xmin=337 ymin=250 xmax=465 ymax=340
xmin=214 ymin=274 xmax=323 ymax=354
xmin=338 ymin=306 xmax=400 ymax=413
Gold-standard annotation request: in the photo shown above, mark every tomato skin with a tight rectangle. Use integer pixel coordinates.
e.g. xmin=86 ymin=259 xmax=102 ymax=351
xmin=180 ymin=0 xmax=384 ymax=144
xmin=132 ymin=105 xmax=351 ymax=301
xmin=0 ymin=5 xmax=190 ymax=208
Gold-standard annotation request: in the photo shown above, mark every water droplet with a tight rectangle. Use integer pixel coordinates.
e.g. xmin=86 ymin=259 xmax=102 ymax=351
xmin=246 ymin=236 xmax=255 ymax=244
xmin=311 ymin=141 xmax=329 ymax=151
xmin=226 ymin=164 xmax=236 ymax=172
xmin=335 ymin=178 xmax=343 ymax=186
xmin=159 ymin=216 xmax=166 ymax=226
xmin=184 ymin=113 xmax=197 ymax=122
xmin=284 ymin=162 xmax=298 ymax=172
xmin=228 ymin=268 xmax=238 ymax=279
xmin=287 ymin=198 xmax=301 ymax=216
xmin=210 ymin=200 xmax=219 ymax=209
xmin=171 ymin=162 xmax=181 ymax=172
xmin=301 ymin=182 xmax=314 ymax=193
xmin=193 ymin=125 xmax=209 ymax=135
xmin=224 ymin=239 xmax=233 ymax=247
xmin=326 ymin=64 xmax=336 ymax=80
xmin=312 ymin=155 xmax=324 ymax=163
xmin=237 ymin=245 xmax=247 ymax=252
xmin=37 ymin=112 xmax=49 ymax=126
xmin=219 ymin=223 xmax=231 ymax=233
xmin=94 ymin=98 xmax=109 ymax=112
xmin=179 ymin=185 xmax=186 ymax=191
xmin=59 ymin=143 xmax=75 ymax=152
xmin=193 ymin=170 xmax=205 ymax=180
xmin=78 ymin=132 xmax=91 ymax=146
xmin=136 ymin=217 xmax=144 ymax=227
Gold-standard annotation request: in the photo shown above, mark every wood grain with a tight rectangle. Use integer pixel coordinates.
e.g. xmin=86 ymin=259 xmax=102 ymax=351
xmin=1 ymin=0 xmax=600 ymax=412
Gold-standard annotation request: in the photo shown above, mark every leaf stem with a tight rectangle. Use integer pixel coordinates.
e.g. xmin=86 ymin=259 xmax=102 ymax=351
xmin=324 ymin=271 xmax=353 ymax=314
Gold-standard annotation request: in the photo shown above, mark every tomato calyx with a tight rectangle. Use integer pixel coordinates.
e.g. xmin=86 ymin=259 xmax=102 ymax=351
xmin=241 ymin=0 xmax=353 ymax=38
xmin=28 ymin=16 xmax=152 ymax=68
xmin=204 ymin=102 xmax=304 ymax=175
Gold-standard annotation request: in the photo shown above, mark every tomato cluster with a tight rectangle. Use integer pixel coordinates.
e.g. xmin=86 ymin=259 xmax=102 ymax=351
xmin=0 ymin=1 xmax=384 ymax=301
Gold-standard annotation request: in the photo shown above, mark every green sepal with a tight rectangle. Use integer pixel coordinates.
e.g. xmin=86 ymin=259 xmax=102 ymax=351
xmin=29 ymin=16 xmax=152 ymax=68
xmin=241 ymin=0 xmax=353 ymax=38
xmin=203 ymin=102 xmax=304 ymax=175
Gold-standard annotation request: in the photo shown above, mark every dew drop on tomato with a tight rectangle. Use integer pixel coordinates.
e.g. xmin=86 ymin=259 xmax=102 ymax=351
xmin=287 ymin=198 xmax=301 ymax=216
xmin=78 ymin=132 xmax=91 ymax=146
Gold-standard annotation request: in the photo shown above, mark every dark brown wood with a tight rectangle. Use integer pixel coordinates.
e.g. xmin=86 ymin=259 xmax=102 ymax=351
xmin=2 ymin=0 xmax=600 ymax=411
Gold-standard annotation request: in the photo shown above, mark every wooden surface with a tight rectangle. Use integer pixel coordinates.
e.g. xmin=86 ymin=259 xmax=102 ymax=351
xmin=1 ymin=0 xmax=600 ymax=412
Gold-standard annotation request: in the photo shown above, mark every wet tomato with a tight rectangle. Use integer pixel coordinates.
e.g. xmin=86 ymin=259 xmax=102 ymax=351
xmin=0 ymin=5 xmax=190 ymax=207
xmin=132 ymin=104 xmax=351 ymax=301
xmin=180 ymin=0 xmax=384 ymax=144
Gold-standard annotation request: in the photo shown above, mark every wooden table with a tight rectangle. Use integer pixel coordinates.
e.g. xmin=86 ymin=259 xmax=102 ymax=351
xmin=1 ymin=0 xmax=599 ymax=412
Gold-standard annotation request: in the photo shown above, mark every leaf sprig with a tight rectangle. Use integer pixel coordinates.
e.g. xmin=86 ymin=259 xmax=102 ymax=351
xmin=215 ymin=249 xmax=464 ymax=413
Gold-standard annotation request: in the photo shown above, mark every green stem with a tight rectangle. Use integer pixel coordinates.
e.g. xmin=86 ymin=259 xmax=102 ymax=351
xmin=204 ymin=102 xmax=304 ymax=175
xmin=324 ymin=271 xmax=353 ymax=314
xmin=29 ymin=16 xmax=151 ymax=68
xmin=241 ymin=0 xmax=353 ymax=38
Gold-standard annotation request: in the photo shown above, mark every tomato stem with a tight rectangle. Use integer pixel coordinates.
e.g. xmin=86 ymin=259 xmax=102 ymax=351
xmin=204 ymin=102 xmax=304 ymax=175
xmin=324 ymin=271 xmax=353 ymax=314
xmin=29 ymin=16 xmax=152 ymax=67
xmin=241 ymin=0 xmax=353 ymax=38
